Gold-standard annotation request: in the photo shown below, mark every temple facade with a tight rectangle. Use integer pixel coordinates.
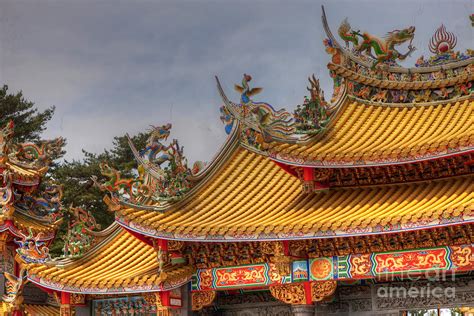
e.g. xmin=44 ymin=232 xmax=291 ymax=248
xmin=1 ymin=6 xmax=473 ymax=316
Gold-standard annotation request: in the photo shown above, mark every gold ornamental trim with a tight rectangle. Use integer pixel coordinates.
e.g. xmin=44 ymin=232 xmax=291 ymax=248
xmin=311 ymin=280 xmax=337 ymax=302
xmin=192 ymin=291 xmax=216 ymax=311
xmin=269 ymin=283 xmax=307 ymax=305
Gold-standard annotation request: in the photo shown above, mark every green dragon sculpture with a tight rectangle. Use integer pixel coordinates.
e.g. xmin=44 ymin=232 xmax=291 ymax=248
xmin=338 ymin=18 xmax=416 ymax=67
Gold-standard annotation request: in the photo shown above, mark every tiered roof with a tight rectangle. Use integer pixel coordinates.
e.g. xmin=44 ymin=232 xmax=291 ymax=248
xmin=266 ymin=99 xmax=472 ymax=166
xmin=26 ymin=224 xmax=193 ymax=294
xmin=14 ymin=7 xmax=474 ymax=299
xmin=117 ymin=144 xmax=472 ymax=240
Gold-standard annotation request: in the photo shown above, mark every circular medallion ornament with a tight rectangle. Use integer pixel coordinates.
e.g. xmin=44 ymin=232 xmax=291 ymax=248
xmin=310 ymin=258 xmax=333 ymax=280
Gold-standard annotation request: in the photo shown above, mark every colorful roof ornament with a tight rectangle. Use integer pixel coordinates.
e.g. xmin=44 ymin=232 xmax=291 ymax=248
xmin=3 ymin=269 xmax=27 ymax=312
xmin=216 ymin=74 xmax=338 ymax=152
xmin=94 ymin=124 xmax=205 ymax=210
xmin=294 ymin=75 xmax=331 ymax=135
xmin=0 ymin=121 xmax=65 ymax=235
xmin=429 ymin=24 xmax=457 ymax=54
xmin=62 ymin=206 xmax=101 ymax=258
xmin=415 ymin=24 xmax=473 ymax=67
xmin=14 ymin=229 xmax=50 ymax=264
xmin=337 ymin=16 xmax=416 ymax=68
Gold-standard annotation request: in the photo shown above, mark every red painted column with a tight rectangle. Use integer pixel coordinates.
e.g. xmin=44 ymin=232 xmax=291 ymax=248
xmin=60 ymin=292 xmax=72 ymax=316
xmin=302 ymin=167 xmax=314 ymax=192
xmin=160 ymin=291 xmax=171 ymax=306
xmin=303 ymin=281 xmax=313 ymax=305
xmin=12 ymin=311 xmax=23 ymax=316
xmin=61 ymin=292 xmax=70 ymax=304
xmin=303 ymin=168 xmax=314 ymax=181
xmin=156 ymin=291 xmax=172 ymax=316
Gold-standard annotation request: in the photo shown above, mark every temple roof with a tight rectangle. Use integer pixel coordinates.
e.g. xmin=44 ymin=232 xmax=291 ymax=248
xmin=115 ymin=145 xmax=473 ymax=241
xmin=26 ymin=224 xmax=193 ymax=294
xmin=266 ymin=99 xmax=472 ymax=167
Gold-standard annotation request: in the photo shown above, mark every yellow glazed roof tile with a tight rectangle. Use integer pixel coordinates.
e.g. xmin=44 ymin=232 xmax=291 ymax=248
xmin=26 ymin=227 xmax=193 ymax=293
xmin=267 ymin=99 xmax=473 ymax=166
xmin=116 ymin=147 xmax=473 ymax=241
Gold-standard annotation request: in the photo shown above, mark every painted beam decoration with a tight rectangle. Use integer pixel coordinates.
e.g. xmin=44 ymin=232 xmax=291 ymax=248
xmin=192 ymin=263 xmax=291 ymax=291
xmin=309 ymin=245 xmax=473 ymax=281
xmin=191 ymin=245 xmax=473 ymax=290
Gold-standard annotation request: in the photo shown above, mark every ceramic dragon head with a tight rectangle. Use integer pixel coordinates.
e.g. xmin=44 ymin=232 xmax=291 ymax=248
xmin=148 ymin=123 xmax=172 ymax=142
xmin=386 ymin=26 xmax=415 ymax=45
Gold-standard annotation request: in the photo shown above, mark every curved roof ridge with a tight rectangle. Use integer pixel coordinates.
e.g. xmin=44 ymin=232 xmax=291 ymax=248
xmin=321 ymin=6 xmax=474 ymax=74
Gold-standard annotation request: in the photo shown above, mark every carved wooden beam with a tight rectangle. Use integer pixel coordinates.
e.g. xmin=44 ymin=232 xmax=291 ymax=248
xmin=192 ymin=291 xmax=216 ymax=311
xmin=269 ymin=283 xmax=308 ymax=305
xmin=311 ymin=280 xmax=337 ymax=302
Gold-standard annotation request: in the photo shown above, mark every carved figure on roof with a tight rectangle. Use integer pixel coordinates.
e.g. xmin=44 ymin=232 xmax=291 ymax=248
xmin=0 ymin=121 xmax=14 ymax=163
xmin=0 ymin=170 xmax=14 ymax=209
xmin=217 ymin=76 xmax=296 ymax=144
xmin=3 ymin=269 xmax=27 ymax=312
xmin=294 ymin=75 xmax=331 ymax=134
xmin=234 ymin=74 xmax=263 ymax=104
xmin=15 ymin=229 xmax=50 ymax=263
xmin=220 ymin=106 xmax=234 ymax=135
xmin=323 ymin=38 xmax=343 ymax=65
xmin=338 ymin=18 xmax=360 ymax=48
xmin=97 ymin=125 xmax=196 ymax=206
xmin=140 ymin=124 xmax=173 ymax=166
xmin=62 ymin=206 xmax=100 ymax=258
xmin=10 ymin=137 xmax=65 ymax=169
xmin=17 ymin=184 xmax=64 ymax=221
xmin=338 ymin=18 xmax=416 ymax=67
xmin=93 ymin=162 xmax=141 ymax=201
xmin=234 ymin=75 xmax=294 ymax=137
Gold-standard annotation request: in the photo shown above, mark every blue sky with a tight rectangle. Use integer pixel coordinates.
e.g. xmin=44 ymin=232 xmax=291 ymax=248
xmin=0 ymin=0 xmax=472 ymax=163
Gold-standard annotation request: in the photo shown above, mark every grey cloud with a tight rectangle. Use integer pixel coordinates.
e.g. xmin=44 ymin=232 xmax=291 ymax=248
xmin=0 ymin=0 xmax=471 ymax=163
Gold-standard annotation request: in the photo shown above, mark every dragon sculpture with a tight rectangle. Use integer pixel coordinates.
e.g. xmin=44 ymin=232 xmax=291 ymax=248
xmin=16 ymin=184 xmax=64 ymax=221
xmin=338 ymin=18 xmax=416 ymax=67
xmin=96 ymin=124 xmax=199 ymax=207
xmin=62 ymin=206 xmax=101 ymax=257
xmin=9 ymin=137 xmax=65 ymax=169
xmin=14 ymin=229 xmax=50 ymax=263
xmin=92 ymin=162 xmax=142 ymax=202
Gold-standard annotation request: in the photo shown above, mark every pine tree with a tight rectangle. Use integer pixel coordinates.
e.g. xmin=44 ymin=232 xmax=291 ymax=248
xmin=0 ymin=85 xmax=55 ymax=143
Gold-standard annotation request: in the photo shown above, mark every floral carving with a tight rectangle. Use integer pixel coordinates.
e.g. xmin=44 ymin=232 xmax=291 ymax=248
xmin=311 ymin=280 xmax=337 ymax=302
xmin=269 ymin=283 xmax=307 ymax=305
xmin=192 ymin=291 xmax=216 ymax=311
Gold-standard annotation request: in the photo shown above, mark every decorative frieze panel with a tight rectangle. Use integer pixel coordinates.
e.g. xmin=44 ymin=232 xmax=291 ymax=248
xmin=185 ymin=225 xmax=473 ymax=269
xmin=191 ymin=245 xmax=473 ymax=292
xmin=192 ymin=263 xmax=290 ymax=291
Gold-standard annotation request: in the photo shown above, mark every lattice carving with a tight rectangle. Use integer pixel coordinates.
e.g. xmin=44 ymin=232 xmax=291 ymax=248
xmin=311 ymin=280 xmax=337 ymax=302
xmin=192 ymin=291 xmax=216 ymax=311
xmin=269 ymin=283 xmax=307 ymax=305
xmin=70 ymin=293 xmax=85 ymax=305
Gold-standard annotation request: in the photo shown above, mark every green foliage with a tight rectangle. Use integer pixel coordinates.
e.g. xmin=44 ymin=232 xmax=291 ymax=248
xmin=0 ymin=85 xmax=55 ymax=143
xmin=0 ymin=83 xmax=149 ymax=256
xmin=49 ymin=133 xmax=148 ymax=256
